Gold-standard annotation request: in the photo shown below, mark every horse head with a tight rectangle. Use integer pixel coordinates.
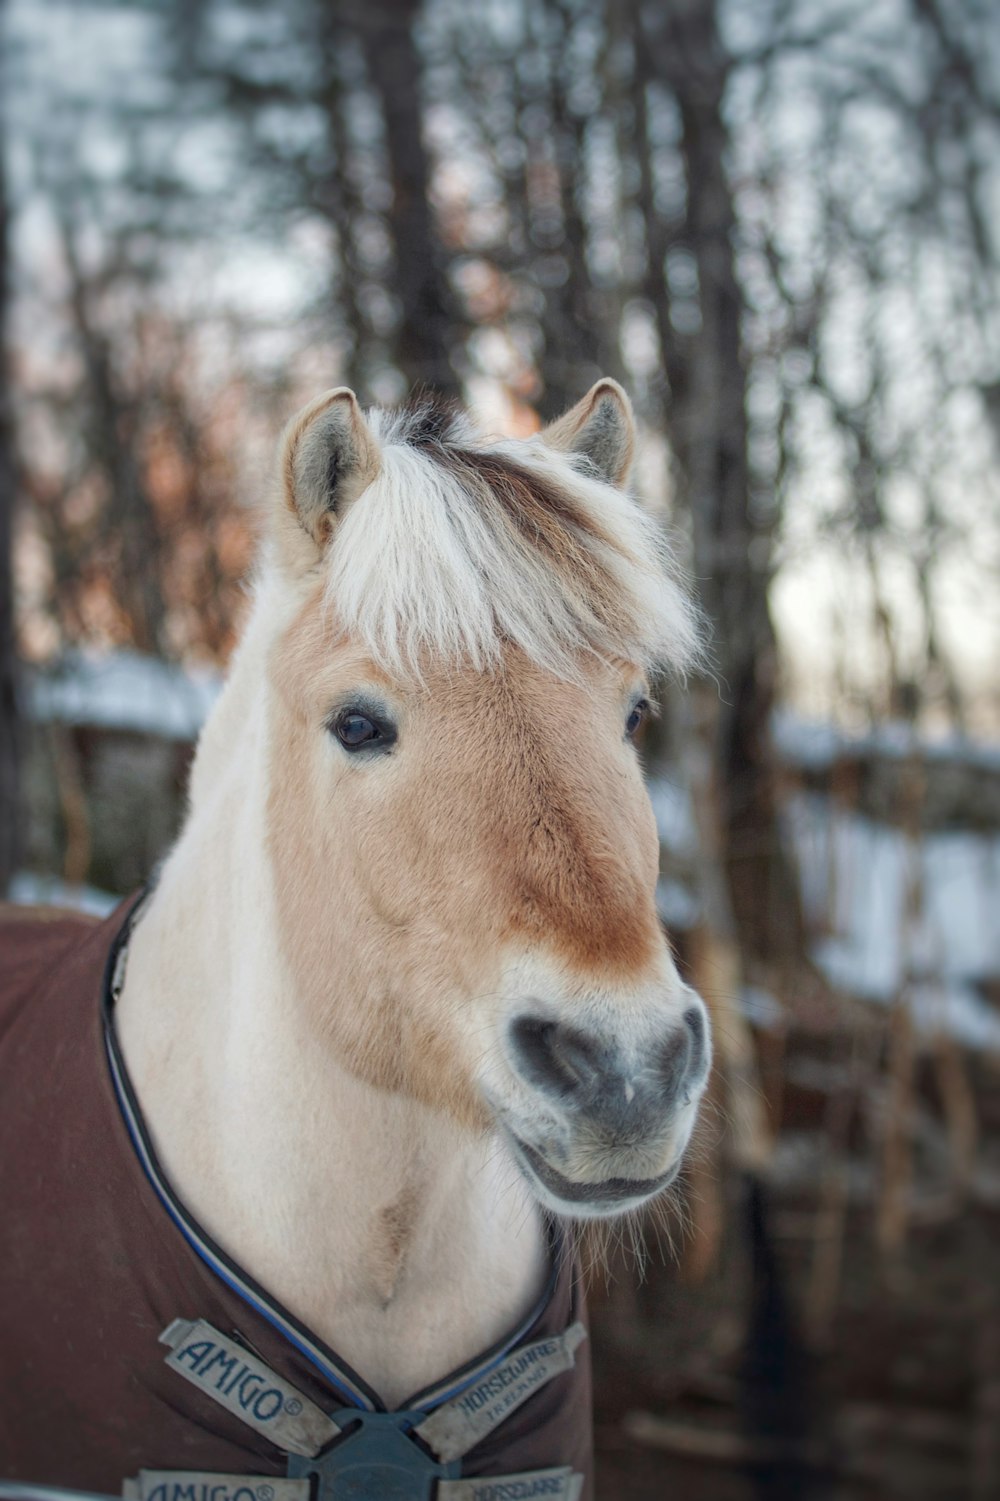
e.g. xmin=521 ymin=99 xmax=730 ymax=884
xmin=256 ymin=380 xmax=711 ymax=1220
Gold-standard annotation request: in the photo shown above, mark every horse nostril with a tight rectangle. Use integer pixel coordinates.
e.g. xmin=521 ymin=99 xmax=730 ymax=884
xmin=656 ymin=1024 xmax=693 ymax=1098
xmin=654 ymin=1004 xmax=709 ymax=1101
xmin=509 ymin=1015 xmax=606 ymax=1099
xmin=682 ymin=1003 xmax=708 ymax=1080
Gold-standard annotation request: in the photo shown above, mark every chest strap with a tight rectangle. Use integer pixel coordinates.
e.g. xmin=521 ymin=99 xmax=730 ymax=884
xmin=0 ymin=1482 xmax=581 ymax=1501
xmin=125 ymin=1469 xmax=582 ymax=1501
xmin=412 ymin=1324 xmax=587 ymax=1463
xmin=159 ymin=1320 xmax=340 ymax=1458
xmin=158 ymin=1317 xmax=587 ymax=1501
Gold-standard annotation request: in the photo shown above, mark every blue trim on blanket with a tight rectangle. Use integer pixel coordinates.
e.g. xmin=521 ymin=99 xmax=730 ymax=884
xmin=104 ymin=1034 xmax=375 ymax=1410
xmin=101 ymin=893 xmax=564 ymax=1422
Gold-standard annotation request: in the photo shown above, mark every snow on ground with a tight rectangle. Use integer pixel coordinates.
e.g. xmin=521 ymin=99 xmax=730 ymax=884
xmin=648 ymin=766 xmax=1000 ymax=1052
xmin=8 ymin=871 xmax=120 ymax=917
xmin=29 ymin=649 xmax=222 ymax=742
xmin=784 ymin=793 xmax=1000 ymax=1052
xmin=773 ymin=706 xmax=1000 ymax=775
xmin=655 ymin=876 xmax=700 ymax=931
xmin=647 ymin=776 xmax=699 ymax=859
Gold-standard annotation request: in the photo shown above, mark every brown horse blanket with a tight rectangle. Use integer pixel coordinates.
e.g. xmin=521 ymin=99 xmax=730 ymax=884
xmin=0 ymin=897 xmax=593 ymax=1499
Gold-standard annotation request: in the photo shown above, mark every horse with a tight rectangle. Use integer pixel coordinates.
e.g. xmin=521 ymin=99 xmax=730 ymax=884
xmin=0 ymin=379 xmax=711 ymax=1501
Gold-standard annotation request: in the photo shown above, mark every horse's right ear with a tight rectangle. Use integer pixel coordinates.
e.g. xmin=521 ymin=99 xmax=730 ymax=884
xmin=275 ymin=388 xmax=381 ymax=571
xmin=540 ymin=378 xmax=635 ymax=488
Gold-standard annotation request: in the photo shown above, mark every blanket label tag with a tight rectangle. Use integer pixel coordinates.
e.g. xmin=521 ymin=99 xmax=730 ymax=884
xmin=414 ymin=1322 xmax=587 ymax=1462
xmin=124 ymin=1474 xmax=310 ymax=1501
xmin=437 ymin=1468 xmax=583 ymax=1501
xmin=159 ymin=1318 xmax=340 ymax=1458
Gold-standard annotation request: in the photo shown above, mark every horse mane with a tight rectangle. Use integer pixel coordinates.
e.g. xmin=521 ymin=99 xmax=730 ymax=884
xmin=319 ymin=397 xmax=703 ymax=681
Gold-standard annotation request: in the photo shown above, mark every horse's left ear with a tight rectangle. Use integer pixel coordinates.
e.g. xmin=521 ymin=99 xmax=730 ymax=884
xmin=540 ymin=378 xmax=636 ymax=488
xmin=275 ymin=387 xmax=381 ymax=569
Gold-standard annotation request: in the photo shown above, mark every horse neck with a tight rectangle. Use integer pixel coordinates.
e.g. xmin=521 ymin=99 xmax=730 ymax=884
xmin=115 ymin=581 xmax=546 ymax=1404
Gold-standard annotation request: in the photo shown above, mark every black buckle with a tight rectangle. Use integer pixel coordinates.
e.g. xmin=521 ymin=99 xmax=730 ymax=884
xmin=287 ymin=1410 xmax=459 ymax=1500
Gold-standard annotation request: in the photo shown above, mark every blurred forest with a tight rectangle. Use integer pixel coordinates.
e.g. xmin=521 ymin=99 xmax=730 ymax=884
xmin=1 ymin=1 xmax=1000 ymax=1497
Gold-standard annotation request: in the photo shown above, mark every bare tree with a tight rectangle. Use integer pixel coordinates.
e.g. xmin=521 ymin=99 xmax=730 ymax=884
xmin=0 ymin=0 xmax=18 ymax=895
xmin=633 ymin=0 xmax=798 ymax=966
xmin=359 ymin=0 xmax=462 ymax=399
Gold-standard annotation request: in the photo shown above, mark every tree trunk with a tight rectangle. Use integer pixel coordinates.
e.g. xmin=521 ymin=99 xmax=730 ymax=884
xmin=360 ymin=0 xmax=461 ymax=400
xmin=530 ymin=2 xmax=611 ymax=420
xmin=638 ymin=0 xmax=801 ymax=968
xmin=59 ymin=215 xmax=167 ymax=656
xmin=0 ymin=12 xmax=20 ymax=896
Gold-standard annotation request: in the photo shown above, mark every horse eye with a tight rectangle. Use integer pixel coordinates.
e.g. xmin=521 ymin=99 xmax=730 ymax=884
xmin=332 ymin=709 xmax=395 ymax=753
xmin=626 ymin=698 xmax=649 ymax=739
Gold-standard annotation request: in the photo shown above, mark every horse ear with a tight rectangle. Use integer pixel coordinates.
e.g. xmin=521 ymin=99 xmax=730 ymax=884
xmin=540 ymin=378 xmax=636 ymax=488
xmin=276 ymin=388 xmax=381 ymax=566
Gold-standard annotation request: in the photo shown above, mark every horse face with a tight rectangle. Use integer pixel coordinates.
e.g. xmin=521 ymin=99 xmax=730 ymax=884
xmin=268 ymin=624 xmax=709 ymax=1220
xmin=265 ymin=382 xmax=710 ymax=1219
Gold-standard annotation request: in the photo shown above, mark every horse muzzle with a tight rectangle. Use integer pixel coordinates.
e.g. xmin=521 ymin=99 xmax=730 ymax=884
xmin=497 ymin=993 xmax=711 ymax=1217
